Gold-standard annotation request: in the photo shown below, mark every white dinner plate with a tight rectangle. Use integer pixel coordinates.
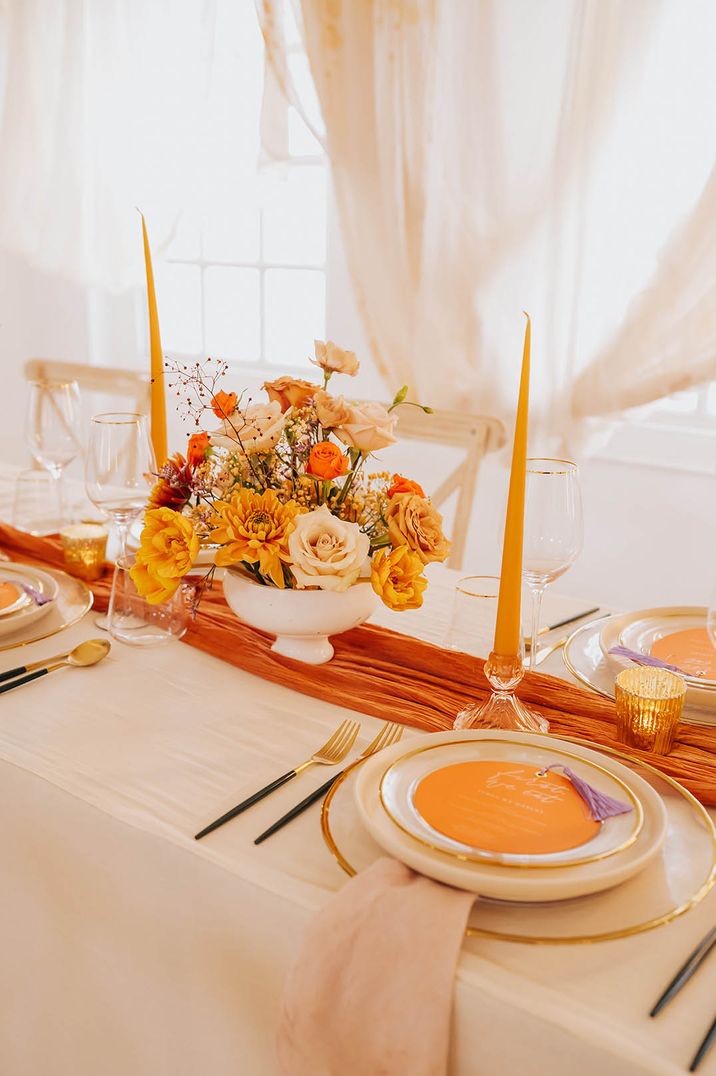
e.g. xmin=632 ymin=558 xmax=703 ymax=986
xmin=0 ymin=565 xmax=59 ymax=639
xmin=355 ymin=732 xmax=666 ymax=901
xmin=599 ymin=606 xmax=716 ymax=691
xmin=568 ymin=619 xmax=716 ymax=724
xmin=379 ymin=738 xmax=644 ymax=868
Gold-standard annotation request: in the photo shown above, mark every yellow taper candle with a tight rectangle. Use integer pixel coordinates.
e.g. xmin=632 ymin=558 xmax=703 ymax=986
xmin=493 ymin=313 xmax=531 ymax=656
xmin=140 ymin=213 xmax=167 ymax=467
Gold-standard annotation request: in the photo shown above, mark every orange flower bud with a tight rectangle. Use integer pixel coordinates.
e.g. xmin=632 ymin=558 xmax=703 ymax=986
xmin=187 ymin=431 xmax=210 ymax=468
xmin=211 ymin=390 xmax=238 ymax=419
xmin=387 ymin=473 xmax=425 ymax=499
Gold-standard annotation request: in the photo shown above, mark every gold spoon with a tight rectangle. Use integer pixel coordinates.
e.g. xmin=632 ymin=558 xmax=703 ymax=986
xmin=0 ymin=638 xmax=111 ymax=695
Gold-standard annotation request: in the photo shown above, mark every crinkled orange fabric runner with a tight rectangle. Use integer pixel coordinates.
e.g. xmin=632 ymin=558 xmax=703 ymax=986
xmin=1 ymin=522 xmax=715 ymax=805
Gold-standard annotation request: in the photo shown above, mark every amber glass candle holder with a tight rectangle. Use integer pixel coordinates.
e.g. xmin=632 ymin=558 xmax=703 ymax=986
xmin=614 ymin=666 xmax=686 ymax=754
xmin=60 ymin=523 xmax=108 ymax=582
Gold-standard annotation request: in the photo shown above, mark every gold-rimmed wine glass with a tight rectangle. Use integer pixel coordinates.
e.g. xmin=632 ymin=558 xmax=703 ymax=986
xmin=524 ymin=458 xmax=583 ymax=671
xmin=25 ymin=379 xmax=82 ymax=531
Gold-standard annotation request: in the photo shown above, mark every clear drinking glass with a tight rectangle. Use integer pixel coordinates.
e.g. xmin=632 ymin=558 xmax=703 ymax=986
xmin=446 ymin=576 xmax=514 ymax=658
xmin=107 ymin=555 xmax=188 ymax=646
xmin=25 ymin=379 xmax=82 ymax=530
xmin=85 ymin=413 xmax=155 ymax=628
xmin=523 ymin=458 xmax=583 ymax=671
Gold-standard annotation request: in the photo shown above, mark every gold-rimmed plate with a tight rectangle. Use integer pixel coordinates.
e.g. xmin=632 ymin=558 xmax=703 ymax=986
xmin=354 ymin=733 xmax=664 ymax=902
xmin=0 ymin=565 xmax=93 ymax=653
xmin=322 ymin=731 xmax=716 ymax=944
xmin=377 ymin=738 xmax=644 ymax=869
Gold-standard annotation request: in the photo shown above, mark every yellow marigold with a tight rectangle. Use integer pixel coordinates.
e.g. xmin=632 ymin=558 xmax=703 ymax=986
xmin=210 ymin=487 xmax=300 ymax=588
xmin=370 ymin=545 xmax=427 ymax=611
xmin=130 ymin=507 xmax=200 ymax=605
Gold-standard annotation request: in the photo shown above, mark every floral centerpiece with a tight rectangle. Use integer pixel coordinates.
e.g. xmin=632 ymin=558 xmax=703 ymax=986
xmin=131 ymin=341 xmax=450 ymax=662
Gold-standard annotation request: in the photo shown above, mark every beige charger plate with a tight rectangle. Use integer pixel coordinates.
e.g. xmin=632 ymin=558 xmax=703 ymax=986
xmin=321 ymin=732 xmax=716 ymax=944
xmin=0 ymin=565 xmax=93 ymax=653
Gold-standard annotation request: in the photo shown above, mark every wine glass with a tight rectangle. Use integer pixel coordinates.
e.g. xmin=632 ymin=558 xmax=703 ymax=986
xmin=85 ymin=412 xmax=155 ymax=603
xmin=25 ymin=379 xmax=82 ymax=530
xmin=523 ymin=458 xmax=583 ymax=671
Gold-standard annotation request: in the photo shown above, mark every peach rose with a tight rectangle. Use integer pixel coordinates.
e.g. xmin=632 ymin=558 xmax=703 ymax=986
xmin=210 ymin=400 xmax=286 ymax=455
xmin=385 ymin=493 xmax=450 ymax=565
xmin=307 ymin=441 xmax=350 ymax=480
xmin=311 ymin=339 xmax=360 ymax=377
xmin=263 ymin=376 xmax=319 ymax=413
xmin=314 ymin=389 xmax=352 ymax=428
xmin=334 ymin=400 xmax=398 ymax=453
xmin=388 ymin=474 xmax=425 ymax=498
xmin=288 ymin=505 xmax=370 ymax=591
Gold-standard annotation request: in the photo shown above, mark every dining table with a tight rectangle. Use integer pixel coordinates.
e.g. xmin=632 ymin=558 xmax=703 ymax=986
xmin=0 ymin=465 xmax=714 ymax=1076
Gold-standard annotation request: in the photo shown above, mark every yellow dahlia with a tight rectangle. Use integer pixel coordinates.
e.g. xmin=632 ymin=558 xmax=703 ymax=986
xmin=130 ymin=507 xmax=200 ymax=604
xmin=370 ymin=545 xmax=427 ymax=611
xmin=210 ymin=488 xmax=300 ymax=588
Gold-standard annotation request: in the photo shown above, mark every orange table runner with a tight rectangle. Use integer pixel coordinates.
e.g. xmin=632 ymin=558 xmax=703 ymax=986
xmin=1 ymin=523 xmax=715 ymax=805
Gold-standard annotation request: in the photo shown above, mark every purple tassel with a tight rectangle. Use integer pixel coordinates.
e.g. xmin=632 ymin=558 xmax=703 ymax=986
xmin=537 ymin=764 xmax=633 ymax=822
xmin=21 ymin=583 xmax=53 ymax=607
xmin=608 ymin=645 xmax=685 ymax=676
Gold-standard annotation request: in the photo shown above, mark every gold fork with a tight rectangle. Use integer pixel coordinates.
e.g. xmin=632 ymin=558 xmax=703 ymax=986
xmin=254 ymin=721 xmax=404 ymax=844
xmin=194 ymin=718 xmax=361 ymax=840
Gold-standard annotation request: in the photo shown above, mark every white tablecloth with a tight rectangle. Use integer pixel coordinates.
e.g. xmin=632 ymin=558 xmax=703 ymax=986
xmin=0 ymin=467 xmax=715 ymax=1076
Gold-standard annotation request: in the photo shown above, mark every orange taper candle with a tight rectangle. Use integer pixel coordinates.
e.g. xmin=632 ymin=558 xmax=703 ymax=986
xmin=493 ymin=313 xmax=531 ymax=657
xmin=140 ymin=213 xmax=167 ymax=468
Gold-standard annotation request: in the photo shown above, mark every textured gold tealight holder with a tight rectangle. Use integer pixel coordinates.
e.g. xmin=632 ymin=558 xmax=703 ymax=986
xmin=614 ymin=666 xmax=686 ymax=754
xmin=60 ymin=523 xmax=108 ymax=582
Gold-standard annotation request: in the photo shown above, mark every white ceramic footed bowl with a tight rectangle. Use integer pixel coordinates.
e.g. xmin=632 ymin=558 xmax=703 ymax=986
xmin=222 ymin=568 xmax=379 ymax=664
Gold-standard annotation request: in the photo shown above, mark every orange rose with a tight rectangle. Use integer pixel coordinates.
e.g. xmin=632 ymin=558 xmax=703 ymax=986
xmin=388 ymin=474 xmax=425 ymax=498
xmin=187 ymin=431 xmax=210 ymax=468
xmin=263 ymin=376 xmax=319 ymax=413
xmin=307 ymin=441 xmax=350 ymax=480
xmin=211 ymin=390 xmax=238 ymax=419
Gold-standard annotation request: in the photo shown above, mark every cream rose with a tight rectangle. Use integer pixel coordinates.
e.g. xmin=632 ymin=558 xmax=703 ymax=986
xmin=334 ymin=400 xmax=398 ymax=453
xmin=288 ymin=505 xmax=370 ymax=591
xmin=210 ymin=400 xmax=286 ymax=455
xmin=311 ymin=339 xmax=360 ymax=377
xmin=385 ymin=493 xmax=450 ymax=565
xmin=314 ymin=389 xmax=352 ymax=428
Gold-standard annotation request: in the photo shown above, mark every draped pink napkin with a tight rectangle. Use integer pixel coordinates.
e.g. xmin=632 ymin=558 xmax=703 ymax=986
xmin=278 ymin=858 xmax=475 ymax=1076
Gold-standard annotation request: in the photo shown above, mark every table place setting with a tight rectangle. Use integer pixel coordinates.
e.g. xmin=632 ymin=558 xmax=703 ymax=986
xmin=2 ymin=224 xmax=716 ymax=1076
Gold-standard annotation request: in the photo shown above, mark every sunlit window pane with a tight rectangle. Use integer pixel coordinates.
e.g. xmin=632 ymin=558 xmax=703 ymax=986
xmin=156 ymin=263 xmax=203 ymax=354
xmin=203 ymin=206 xmax=261 ymax=264
xmin=264 ymin=268 xmax=325 ymax=367
xmin=204 ymin=266 xmax=260 ymax=361
xmin=262 ymin=167 xmax=326 ymax=266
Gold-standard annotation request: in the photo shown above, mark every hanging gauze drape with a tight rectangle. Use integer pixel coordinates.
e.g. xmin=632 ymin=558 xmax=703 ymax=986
xmin=258 ymin=0 xmax=716 ymax=435
xmin=0 ymin=0 xmax=217 ymax=289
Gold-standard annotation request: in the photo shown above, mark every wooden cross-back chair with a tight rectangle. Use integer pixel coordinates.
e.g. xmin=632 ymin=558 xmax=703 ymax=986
xmin=391 ymin=407 xmax=504 ymax=571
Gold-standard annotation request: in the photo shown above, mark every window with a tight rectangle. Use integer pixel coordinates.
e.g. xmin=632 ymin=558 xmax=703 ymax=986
xmin=146 ymin=1 xmax=327 ymax=375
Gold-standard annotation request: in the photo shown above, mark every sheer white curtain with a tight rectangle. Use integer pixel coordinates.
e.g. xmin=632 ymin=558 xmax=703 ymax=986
xmin=259 ymin=0 xmax=716 ymax=438
xmin=0 ymin=0 xmax=216 ymax=290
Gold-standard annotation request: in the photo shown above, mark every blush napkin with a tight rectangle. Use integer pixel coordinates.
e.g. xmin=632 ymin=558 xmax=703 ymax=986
xmin=278 ymin=858 xmax=475 ymax=1076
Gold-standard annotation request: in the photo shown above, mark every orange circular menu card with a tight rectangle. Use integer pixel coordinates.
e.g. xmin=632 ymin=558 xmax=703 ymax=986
xmin=0 ymin=581 xmax=21 ymax=611
xmin=413 ymin=760 xmax=600 ymax=855
xmin=650 ymin=628 xmax=716 ymax=680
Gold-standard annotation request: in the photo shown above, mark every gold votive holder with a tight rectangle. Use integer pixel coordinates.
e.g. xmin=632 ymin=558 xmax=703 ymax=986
xmin=60 ymin=523 xmax=109 ymax=582
xmin=614 ymin=666 xmax=686 ymax=754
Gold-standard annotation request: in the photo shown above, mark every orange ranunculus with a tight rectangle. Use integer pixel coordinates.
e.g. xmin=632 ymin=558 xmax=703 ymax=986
xmin=388 ymin=473 xmax=425 ymax=499
xmin=211 ymin=390 xmax=238 ymax=419
xmin=187 ymin=431 xmax=210 ymax=468
xmin=263 ymin=376 xmax=319 ymax=413
xmin=307 ymin=441 xmax=350 ymax=480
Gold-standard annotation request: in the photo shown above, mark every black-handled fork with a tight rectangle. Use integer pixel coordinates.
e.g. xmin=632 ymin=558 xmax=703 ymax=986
xmin=253 ymin=721 xmax=404 ymax=845
xmin=194 ymin=718 xmax=360 ymax=840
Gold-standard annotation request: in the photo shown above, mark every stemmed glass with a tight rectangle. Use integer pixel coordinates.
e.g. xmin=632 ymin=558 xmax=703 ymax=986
xmin=523 ymin=458 xmax=583 ymax=671
xmin=25 ymin=379 xmax=82 ymax=531
xmin=85 ymin=413 xmax=155 ymax=625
